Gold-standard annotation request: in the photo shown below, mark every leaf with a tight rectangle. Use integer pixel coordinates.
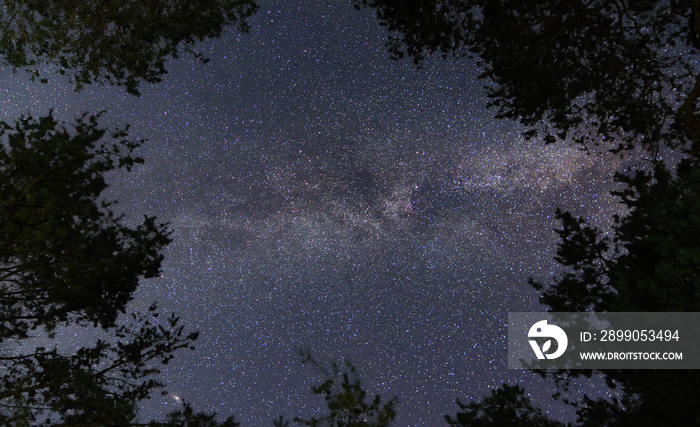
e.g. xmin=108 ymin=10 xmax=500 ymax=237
xmin=522 ymin=129 xmax=538 ymax=140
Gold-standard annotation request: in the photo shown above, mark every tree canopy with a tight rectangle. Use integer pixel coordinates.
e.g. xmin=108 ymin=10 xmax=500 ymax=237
xmin=355 ymin=0 xmax=700 ymax=155
xmin=3 ymin=0 xmax=699 ymax=424
xmin=527 ymin=158 xmax=700 ymax=426
xmin=0 ymin=0 xmax=259 ymax=95
xmin=445 ymin=384 xmax=565 ymax=427
xmin=294 ymin=350 xmax=398 ymax=427
xmin=356 ymin=1 xmax=700 ymax=425
xmin=0 ymin=1 xmax=263 ymax=421
xmin=0 ymin=113 xmax=204 ymax=424
xmin=0 ymin=113 xmax=171 ymax=337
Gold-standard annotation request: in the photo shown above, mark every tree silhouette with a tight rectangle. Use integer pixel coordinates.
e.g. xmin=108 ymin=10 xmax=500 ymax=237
xmin=0 ymin=1 xmax=265 ymax=424
xmin=294 ymin=350 xmax=397 ymax=427
xmin=150 ymin=401 xmax=241 ymax=426
xmin=0 ymin=0 xmax=259 ymax=95
xmin=440 ymin=160 xmax=700 ymax=422
xmin=528 ymin=158 xmax=700 ymax=426
xmin=0 ymin=113 xmax=199 ymax=424
xmin=356 ymin=0 xmax=700 ymax=155
xmin=445 ymin=384 xmax=566 ymax=427
xmin=356 ymin=2 xmax=700 ymax=425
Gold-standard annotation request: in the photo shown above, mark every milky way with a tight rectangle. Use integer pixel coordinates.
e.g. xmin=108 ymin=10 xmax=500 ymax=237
xmin=1 ymin=1 xmax=628 ymax=425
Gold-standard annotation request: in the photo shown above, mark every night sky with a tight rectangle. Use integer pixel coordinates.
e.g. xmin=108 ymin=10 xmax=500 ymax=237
xmin=2 ymin=1 xmax=632 ymax=425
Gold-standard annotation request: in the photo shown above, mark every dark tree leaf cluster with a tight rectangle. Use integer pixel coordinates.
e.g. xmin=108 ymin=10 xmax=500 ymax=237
xmin=0 ymin=0 xmax=259 ymax=95
xmin=149 ymin=401 xmax=241 ymax=427
xmin=529 ymin=158 xmax=700 ymax=426
xmin=445 ymin=384 xmax=566 ymax=427
xmin=353 ymin=0 xmax=471 ymax=64
xmin=0 ymin=113 xmax=170 ymax=337
xmin=356 ymin=0 xmax=700 ymax=155
xmin=0 ymin=305 xmax=199 ymax=425
xmin=534 ymin=159 xmax=700 ymax=314
xmin=294 ymin=350 xmax=397 ymax=427
xmin=0 ymin=114 xmax=205 ymax=425
xmin=0 ymin=1 xmax=262 ymax=424
xmin=356 ymin=1 xmax=700 ymax=426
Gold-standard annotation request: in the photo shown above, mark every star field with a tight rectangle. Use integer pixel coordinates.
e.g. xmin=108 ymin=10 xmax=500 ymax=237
xmin=1 ymin=1 xmax=628 ymax=425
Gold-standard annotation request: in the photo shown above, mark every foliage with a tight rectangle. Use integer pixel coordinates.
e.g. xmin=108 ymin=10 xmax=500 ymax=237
xmin=151 ymin=401 xmax=240 ymax=427
xmin=533 ymin=159 xmax=700 ymax=313
xmin=445 ymin=384 xmax=566 ymax=427
xmin=272 ymin=415 xmax=291 ymax=427
xmin=0 ymin=113 xmax=200 ymax=424
xmin=441 ymin=157 xmax=700 ymax=424
xmin=0 ymin=305 xmax=199 ymax=425
xmin=0 ymin=0 xmax=259 ymax=95
xmin=530 ymin=158 xmax=700 ymax=426
xmin=355 ymin=0 xmax=700 ymax=154
xmin=294 ymin=350 xmax=397 ymax=427
xmin=355 ymin=1 xmax=700 ymax=425
xmin=0 ymin=112 xmax=169 ymax=337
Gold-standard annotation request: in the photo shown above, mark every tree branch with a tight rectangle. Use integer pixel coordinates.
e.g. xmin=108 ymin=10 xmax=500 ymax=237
xmin=0 ymin=381 xmax=54 ymax=401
